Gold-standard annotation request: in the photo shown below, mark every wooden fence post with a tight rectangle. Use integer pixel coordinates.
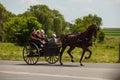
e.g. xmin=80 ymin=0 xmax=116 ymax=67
xmin=118 ymin=43 xmax=120 ymax=63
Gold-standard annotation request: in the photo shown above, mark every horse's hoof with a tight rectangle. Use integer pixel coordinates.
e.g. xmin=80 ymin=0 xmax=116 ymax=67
xmin=60 ymin=63 xmax=63 ymax=65
xmin=85 ymin=57 xmax=88 ymax=59
xmin=80 ymin=63 xmax=84 ymax=66
xmin=71 ymin=60 xmax=74 ymax=62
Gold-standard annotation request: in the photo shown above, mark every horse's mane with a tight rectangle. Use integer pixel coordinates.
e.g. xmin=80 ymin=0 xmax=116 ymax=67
xmin=59 ymin=24 xmax=99 ymax=43
xmin=87 ymin=24 xmax=99 ymax=31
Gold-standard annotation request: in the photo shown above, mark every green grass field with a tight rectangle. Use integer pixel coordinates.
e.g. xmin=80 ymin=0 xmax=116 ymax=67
xmin=0 ymin=43 xmax=22 ymax=60
xmin=0 ymin=36 xmax=120 ymax=63
xmin=103 ymin=28 xmax=120 ymax=36
xmin=0 ymin=28 xmax=120 ymax=63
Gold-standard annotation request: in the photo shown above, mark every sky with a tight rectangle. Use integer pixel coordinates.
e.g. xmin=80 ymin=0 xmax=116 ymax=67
xmin=0 ymin=0 xmax=120 ymax=28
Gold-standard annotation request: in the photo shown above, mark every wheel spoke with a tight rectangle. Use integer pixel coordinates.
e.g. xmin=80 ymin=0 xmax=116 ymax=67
xmin=51 ymin=56 xmax=54 ymax=63
xmin=45 ymin=55 xmax=59 ymax=64
xmin=33 ymin=57 xmax=36 ymax=64
xmin=23 ymin=42 xmax=39 ymax=65
xmin=27 ymin=58 xmax=30 ymax=64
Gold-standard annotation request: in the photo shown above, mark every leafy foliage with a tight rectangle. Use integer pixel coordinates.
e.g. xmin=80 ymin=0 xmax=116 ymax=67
xmin=0 ymin=3 xmax=15 ymax=41
xmin=3 ymin=17 xmax=42 ymax=44
xmin=0 ymin=3 xmax=104 ymax=43
xmin=98 ymin=30 xmax=105 ymax=42
xmin=71 ymin=14 xmax=102 ymax=33
xmin=21 ymin=5 xmax=68 ymax=36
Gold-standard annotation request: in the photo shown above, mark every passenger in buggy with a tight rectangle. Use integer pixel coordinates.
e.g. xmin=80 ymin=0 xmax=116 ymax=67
xmin=48 ymin=34 xmax=58 ymax=45
xmin=29 ymin=28 xmax=46 ymax=48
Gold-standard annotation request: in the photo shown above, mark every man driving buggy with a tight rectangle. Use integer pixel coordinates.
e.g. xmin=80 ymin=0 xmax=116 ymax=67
xmin=29 ymin=28 xmax=46 ymax=47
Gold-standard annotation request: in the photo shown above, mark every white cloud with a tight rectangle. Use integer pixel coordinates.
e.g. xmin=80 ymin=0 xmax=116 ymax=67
xmin=112 ymin=0 xmax=120 ymax=4
xmin=105 ymin=0 xmax=120 ymax=5
xmin=20 ymin=0 xmax=39 ymax=5
xmin=69 ymin=0 xmax=93 ymax=4
xmin=87 ymin=0 xmax=93 ymax=3
xmin=83 ymin=8 xmax=95 ymax=14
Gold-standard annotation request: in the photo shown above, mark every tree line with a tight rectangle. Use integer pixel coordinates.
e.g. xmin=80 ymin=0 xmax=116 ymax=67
xmin=0 ymin=2 xmax=104 ymax=44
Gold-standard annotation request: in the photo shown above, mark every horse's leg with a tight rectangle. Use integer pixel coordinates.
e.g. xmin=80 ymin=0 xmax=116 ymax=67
xmin=80 ymin=50 xmax=85 ymax=66
xmin=59 ymin=45 xmax=67 ymax=65
xmin=85 ymin=48 xmax=92 ymax=59
xmin=67 ymin=46 xmax=75 ymax=62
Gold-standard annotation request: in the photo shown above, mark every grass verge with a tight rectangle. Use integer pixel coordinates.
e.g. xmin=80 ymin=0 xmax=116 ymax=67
xmin=0 ymin=36 xmax=120 ymax=63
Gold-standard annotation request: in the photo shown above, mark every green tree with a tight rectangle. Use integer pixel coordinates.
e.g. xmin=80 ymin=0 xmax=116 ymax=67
xmin=24 ymin=4 xmax=68 ymax=36
xmin=71 ymin=14 xmax=102 ymax=33
xmin=0 ymin=3 xmax=15 ymax=41
xmin=52 ymin=9 xmax=68 ymax=36
xmin=98 ymin=30 xmax=105 ymax=43
xmin=3 ymin=17 xmax=42 ymax=44
xmin=28 ymin=5 xmax=53 ymax=35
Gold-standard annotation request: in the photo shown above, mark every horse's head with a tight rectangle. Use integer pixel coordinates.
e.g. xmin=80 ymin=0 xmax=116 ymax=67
xmin=87 ymin=24 xmax=99 ymax=38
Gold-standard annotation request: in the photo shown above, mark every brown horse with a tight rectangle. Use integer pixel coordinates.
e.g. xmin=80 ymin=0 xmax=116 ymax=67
xmin=59 ymin=24 xmax=99 ymax=66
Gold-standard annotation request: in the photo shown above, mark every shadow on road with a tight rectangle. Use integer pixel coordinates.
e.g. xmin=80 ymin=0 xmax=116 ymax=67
xmin=15 ymin=62 xmax=80 ymax=67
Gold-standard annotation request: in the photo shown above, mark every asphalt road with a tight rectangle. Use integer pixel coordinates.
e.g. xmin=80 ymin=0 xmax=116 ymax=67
xmin=0 ymin=60 xmax=120 ymax=80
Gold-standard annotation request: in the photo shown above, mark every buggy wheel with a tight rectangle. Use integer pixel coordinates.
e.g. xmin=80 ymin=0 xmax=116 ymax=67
xmin=23 ymin=42 xmax=39 ymax=65
xmin=45 ymin=56 xmax=59 ymax=64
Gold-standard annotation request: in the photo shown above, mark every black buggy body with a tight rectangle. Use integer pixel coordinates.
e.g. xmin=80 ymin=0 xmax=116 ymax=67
xmin=23 ymin=41 xmax=61 ymax=65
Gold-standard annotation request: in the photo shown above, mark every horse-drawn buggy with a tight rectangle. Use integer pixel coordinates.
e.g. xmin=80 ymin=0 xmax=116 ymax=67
xmin=22 ymin=41 xmax=61 ymax=65
xmin=23 ymin=24 xmax=99 ymax=66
